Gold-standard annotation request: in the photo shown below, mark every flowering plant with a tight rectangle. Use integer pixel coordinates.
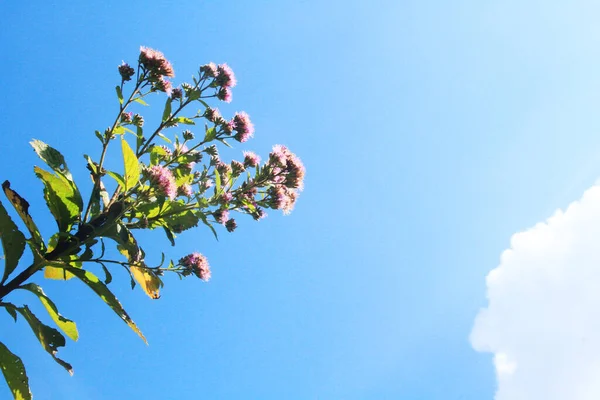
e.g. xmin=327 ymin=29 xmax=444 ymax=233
xmin=0 ymin=47 xmax=304 ymax=399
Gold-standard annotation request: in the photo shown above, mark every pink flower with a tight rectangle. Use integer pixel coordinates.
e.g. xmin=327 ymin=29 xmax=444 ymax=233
xmin=153 ymin=76 xmax=173 ymax=95
xmin=220 ymin=192 xmax=233 ymax=203
xmin=148 ymin=165 xmax=177 ymax=200
xmin=232 ymin=112 xmax=254 ymax=142
xmin=217 ymin=87 xmax=232 ymax=103
xmin=179 ymin=252 xmax=211 ymax=281
xmin=204 ymin=107 xmax=221 ymax=123
xmin=201 ymin=62 xmax=218 ymax=78
xmin=225 ymin=219 xmax=237 ymax=232
xmin=178 ymin=183 xmax=193 ymax=197
xmin=216 ymin=63 xmax=237 ymax=88
xmin=118 ymin=62 xmax=135 ymax=81
xmin=213 ymin=209 xmax=229 ymax=225
xmin=243 ymin=151 xmax=261 ymax=168
xmin=139 ymin=46 xmax=175 ymax=77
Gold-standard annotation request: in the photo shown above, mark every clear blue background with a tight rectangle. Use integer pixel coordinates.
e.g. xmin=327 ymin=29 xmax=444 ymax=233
xmin=2 ymin=1 xmax=600 ymax=399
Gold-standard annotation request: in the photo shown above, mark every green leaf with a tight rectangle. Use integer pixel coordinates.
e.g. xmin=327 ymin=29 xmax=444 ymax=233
xmin=60 ymin=266 xmax=147 ymax=344
xmin=0 ymin=341 xmax=31 ymax=400
xmin=95 ymin=130 xmax=104 ymax=143
xmin=162 ymin=226 xmax=175 ymax=246
xmin=121 ymin=139 xmax=140 ymax=191
xmin=34 ymin=167 xmax=81 ymax=232
xmin=198 ymin=212 xmax=218 ymax=240
xmin=162 ymin=98 xmax=172 ymax=122
xmin=115 ymin=85 xmax=123 ymax=105
xmin=1 ymin=181 xmax=44 ymax=248
xmin=175 ymin=117 xmax=195 ymax=125
xmin=15 ymin=305 xmax=73 ymax=374
xmin=4 ymin=305 xmax=17 ymax=322
xmin=29 ymin=140 xmax=71 ymax=181
xmin=157 ymin=133 xmax=171 ymax=143
xmin=19 ymin=283 xmax=79 ymax=341
xmin=106 ymin=171 xmax=126 ymax=187
xmin=133 ymin=97 xmax=148 ymax=106
xmin=0 ymin=199 xmax=26 ymax=284
xmin=101 ymin=263 xmax=112 ymax=284
xmin=164 ymin=210 xmax=199 ymax=233
xmin=150 ymin=146 xmax=167 ymax=166
xmin=204 ymin=127 xmax=217 ymax=142
xmin=214 ymin=169 xmax=221 ymax=194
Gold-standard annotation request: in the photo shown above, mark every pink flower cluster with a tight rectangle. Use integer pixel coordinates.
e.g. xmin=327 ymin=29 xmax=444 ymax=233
xmin=139 ymin=46 xmax=175 ymax=78
xmin=179 ymin=252 xmax=211 ymax=281
xmin=148 ymin=165 xmax=177 ymax=200
xmin=139 ymin=46 xmax=175 ymax=95
xmin=243 ymin=151 xmax=261 ymax=168
xmin=269 ymin=145 xmax=305 ymax=191
xmin=232 ymin=112 xmax=254 ymax=142
xmin=202 ymin=62 xmax=236 ymax=103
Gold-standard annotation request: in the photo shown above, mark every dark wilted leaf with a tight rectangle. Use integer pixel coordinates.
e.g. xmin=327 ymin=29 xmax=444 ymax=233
xmin=1 ymin=181 xmax=44 ymax=248
xmin=0 ymin=199 xmax=26 ymax=284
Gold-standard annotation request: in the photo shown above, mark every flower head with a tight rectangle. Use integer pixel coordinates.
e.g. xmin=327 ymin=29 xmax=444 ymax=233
xmin=232 ymin=112 xmax=254 ymax=142
xmin=243 ymin=151 xmax=261 ymax=168
xmin=213 ymin=209 xmax=230 ymax=225
xmin=216 ymin=63 xmax=237 ymax=88
xmin=217 ymin=87 xmax=232 ymax=103
xmin=139 ymin=46 xmax=175 ymax=77
xmin=200 ymin=62 xmax=218 ymax=78
xmin=118 ymin=62 xmax=135 ymax=81
xmin=148 ymin=165 xmax=177 ymax=200
xmin=179 ymin=252 xmax=211 ymax=281
xmin=178 ymin=183 xmax=193 ymax=197
xmin=225 ymin=219 xmax=237 ymax=232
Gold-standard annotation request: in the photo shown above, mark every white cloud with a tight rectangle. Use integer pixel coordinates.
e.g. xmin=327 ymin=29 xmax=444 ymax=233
xmin=471 ymin=184 xmax=600 ymax=400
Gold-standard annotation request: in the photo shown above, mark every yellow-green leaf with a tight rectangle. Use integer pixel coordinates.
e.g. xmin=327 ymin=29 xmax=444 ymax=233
xmin=121 ymin=139 xmax=140 ymax=191
xmin=0 ymin=341 xmax=31 ymax=400
xmin=15 ymin=305 xmax=73 ymax=375
xmin=130 ymin=266 xmax=162 ymax=299
xmin=0 ymin=199 xmax=26 ymax=284
xmin=19 ymin=283 xmax=79 ymax=341
xmin=62 ymin=266 xmax=147 ymax=344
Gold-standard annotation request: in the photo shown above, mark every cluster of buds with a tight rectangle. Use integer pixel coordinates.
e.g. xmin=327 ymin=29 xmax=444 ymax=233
xmin=200 ymin=62 xmax=236 ymax=103
xmin=147 ymin=165 xmax=177 ymax=200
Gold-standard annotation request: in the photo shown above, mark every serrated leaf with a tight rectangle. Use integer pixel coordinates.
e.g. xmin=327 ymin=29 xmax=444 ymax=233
xmin=60 ymin=266 xmax=147 ymax=344
xmin=19 ymin=283 xmax=79 ymax=341
xmin=15 ymin=305 xmax=73 ymax=374
xmin=106 ymin=171 xmax=126 ymax=187
xmin=115 ymin=85 xmax=123 ymax=104
xmin=1 ymin=181 xmax=44 ymax=248
xmin=162 ymin=98 xmax=172 ymax=122
xmin=121 ymin=139 xmax=140 ymax=191
xmin=0 ymin=341 xmax=32 ymax=400
xmin=34 ymin=167 xmax=81 ymax=232
xmin=130 ymin=266 xmax=162 ymax=299
xmin=0 ymin=199 xmax=26 ymax=284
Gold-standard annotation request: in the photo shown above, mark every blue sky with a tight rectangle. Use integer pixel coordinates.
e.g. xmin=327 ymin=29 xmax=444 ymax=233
xmin=3 ymin=1 xmax=600 ymax=399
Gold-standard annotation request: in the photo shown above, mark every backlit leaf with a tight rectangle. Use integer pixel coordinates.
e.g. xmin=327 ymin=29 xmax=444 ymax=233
xmin=34 ymin=167 xmax=81 ymax=232
xmin=60 ymin=266 xmax=147 ymax=344
xmin=19 ymin=283 xmax=79 ymax=341
xmin=121 ymin=139 xmax=140 ymax=191
xmin=130 ymin=266 xmax=162 ymax=299
xmin=0 ymin=341 xmax=31 ymax=400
